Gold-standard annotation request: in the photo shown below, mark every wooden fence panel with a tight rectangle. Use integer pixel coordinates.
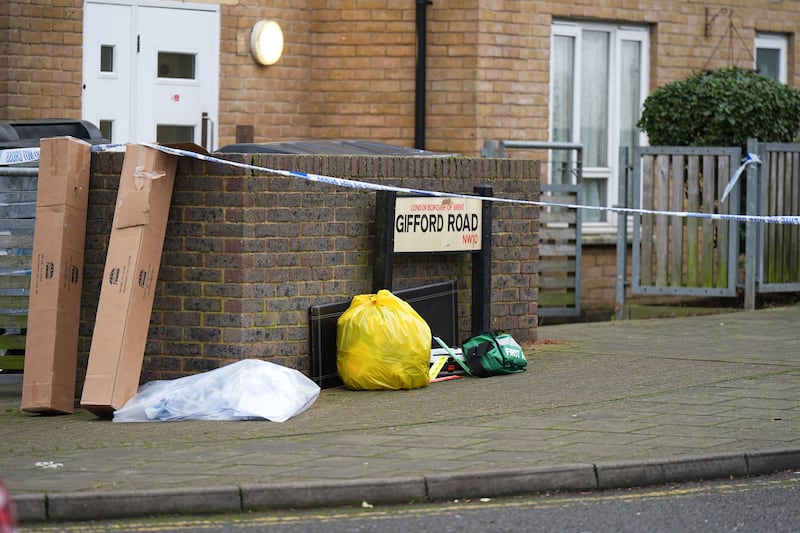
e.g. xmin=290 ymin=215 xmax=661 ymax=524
xmin=686 ymin=156 xmax=700 ymax=285
xmin=655 ymin=154 xmax=669 ymax=286
xmin=670 ymin=155 xmax=684 ymax=286
xmin=701 ymin=157 xmax=716 ymax=287
xmin=763 ymin=149 xmax=800 ymax=283
xmin=715 ymin=156 xmax=731 ymax=288
xmin=640 ymin=155 xmax=654 ymax=285
xmin=623 ymin=143 xmax=800 ymax=313
xmin=631 ymin=147 xmax=740 ymax=298
xmin=792 ymin=153 xmax=800 ymax=280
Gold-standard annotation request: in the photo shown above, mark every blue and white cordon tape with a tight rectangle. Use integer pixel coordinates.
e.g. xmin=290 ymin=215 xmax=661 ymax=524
xmin=0 ymin=146 xmax=41 ymax=166
xmin=720 ymin=152 xmax=761 ymax=203
xmin=1 ymin=143 xmax=798 ymax=226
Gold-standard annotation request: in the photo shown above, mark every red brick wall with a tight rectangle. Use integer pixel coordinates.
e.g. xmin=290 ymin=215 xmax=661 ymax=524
xmin=241 ymin=0 xmax=799 ymax=154
xmin=581 ymin=245 xmax=619 ymax=312
xmin=0 ymin=0 xmax=84 ymax=121
xmin=579 ymin=243 xmax=725 ymax=317
xmin=305 ymin=2 xmax=417 ymax=144
xmin=4 ymin=1 xmax=799 ymax=154
xmin=4 ymin=0 xmax=798 ymax=327
xmin=219 ymin=1 xmax=312 ymax=144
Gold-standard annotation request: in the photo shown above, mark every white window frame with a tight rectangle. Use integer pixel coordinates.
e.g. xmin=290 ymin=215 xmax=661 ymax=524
xmin=755 ymin=32 xmax=787 ymax=84
xmin=550 ymin=21 xmax=649 ymax=234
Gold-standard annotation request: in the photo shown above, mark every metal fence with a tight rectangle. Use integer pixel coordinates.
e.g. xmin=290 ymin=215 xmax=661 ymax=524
xmin=750 ymin=141 xmax=800 ymax=294
xmin=484 ymin=140 xmax=583 ymax=318
xmin=617 ymin=140 xmax=800 ymax=318
xmin=0 ymin=165 xmax=36 ymax=381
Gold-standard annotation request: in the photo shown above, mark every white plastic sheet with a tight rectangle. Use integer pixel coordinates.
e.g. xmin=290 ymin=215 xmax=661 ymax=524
xmin=113 ymin=359 xmax=320 ymax=422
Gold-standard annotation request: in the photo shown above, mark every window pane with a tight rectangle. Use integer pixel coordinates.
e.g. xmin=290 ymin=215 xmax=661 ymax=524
xmin=619 ymin=41 xmax=641 ymax=152
xmin=550 ymin=22 xmax=648 ymax=227
xmin=756 ymin=48 xmax=780 ymax=81
xmin=580 ymin=30 xmax=609 ymax=168
xmin=620 ymin=40 xmax=642 ymax=210
xmin=552 ymin=35 xmax=574 ymax=185
xmin=583 ymin=179 xmax=607 ymax=222
xmin=580 ymin=30 xmax=610 ymax=223
xmin=100 ymin=45 xmax=114 ymax=73
xmin=157 ymin=125 xmax=194 ymax=144
xmin=157 ymin=52 xmax=196 ymax=79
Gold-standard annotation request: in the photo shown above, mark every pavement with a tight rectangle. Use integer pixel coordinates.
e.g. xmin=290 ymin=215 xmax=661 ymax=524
xmin=2 ymin=304 xmax=800 ymax=525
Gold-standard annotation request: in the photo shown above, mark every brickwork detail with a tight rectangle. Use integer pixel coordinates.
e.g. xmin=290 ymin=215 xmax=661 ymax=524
xmin=4 ymin=1 xmax=798 ymax=155
xmin=0 ymin=0 xmax=84 ymax=121
xmin=79 ymin=153 xmax=540 ymax=384
xmin=4 ymin=0 xmax=798 ymax=337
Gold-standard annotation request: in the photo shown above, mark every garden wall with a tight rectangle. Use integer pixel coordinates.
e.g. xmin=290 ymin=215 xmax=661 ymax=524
xmin=76 ymin=152 xmax=541 ymax=389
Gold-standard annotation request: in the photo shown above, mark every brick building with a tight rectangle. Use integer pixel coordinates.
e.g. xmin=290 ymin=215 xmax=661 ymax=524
xmin=2 ymin=0 xmax=798 ymax=315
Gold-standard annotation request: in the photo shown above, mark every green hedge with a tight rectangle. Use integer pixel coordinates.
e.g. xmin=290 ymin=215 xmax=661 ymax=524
xmin=637 ymin=67 xmax=800 ymax=147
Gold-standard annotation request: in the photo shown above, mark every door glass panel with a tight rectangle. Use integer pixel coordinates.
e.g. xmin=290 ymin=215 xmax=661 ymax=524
xmin=100 ymin=45 xmax=114 ymax=73
xmin=99 ymin=120 xmax=113 ymax=142
xmin=157 ymin=125 xmax=194 ymax=143
xmin=157 ymin=52 xmax=196 ymax=80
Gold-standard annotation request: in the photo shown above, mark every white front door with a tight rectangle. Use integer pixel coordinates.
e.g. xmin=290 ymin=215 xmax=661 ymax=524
xmin=82 ymin=0 xmax=219 ymax=149
xmin=81 ymin=2 xmax=134 ymax=145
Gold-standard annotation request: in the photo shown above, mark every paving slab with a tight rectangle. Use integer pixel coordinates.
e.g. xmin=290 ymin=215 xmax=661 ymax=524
xmin=1 ymin=304 xmax=799 ymax=523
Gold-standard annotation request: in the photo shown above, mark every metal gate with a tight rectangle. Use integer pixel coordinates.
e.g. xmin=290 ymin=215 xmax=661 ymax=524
xmin=746 ymin=140 xmax=800 ymax=303
xmin=486 ymin=140 xmax=583 ymax=318
xmin=0 ymin=165 xmax=36 ymax=382
xmin=617 ymin=140 xmax=800 ymax=318
xmin=616 ymin=146 xmax=742 ymax=318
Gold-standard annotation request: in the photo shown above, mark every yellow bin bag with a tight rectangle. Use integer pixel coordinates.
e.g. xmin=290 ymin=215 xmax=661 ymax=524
xmin=336 ymin=289 xmax=432 ymax=390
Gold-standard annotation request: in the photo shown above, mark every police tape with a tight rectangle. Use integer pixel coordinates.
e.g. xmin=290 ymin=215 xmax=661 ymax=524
xmin=721 ymin=152 xmax=761 ymax=203
xmin=146 ymin=143 xmax=800 ymax=226
xmin=0 ymin=146 xmax=41 ymax=166
xmin=0 ymin=144 xmax=126 ymax=163
xmin=2 ymin=142 xmax=799 ymax=226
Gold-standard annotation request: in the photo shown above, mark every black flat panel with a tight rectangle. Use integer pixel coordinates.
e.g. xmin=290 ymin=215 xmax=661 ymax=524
xmin=309 ymin=280 xmax=458 ymax=388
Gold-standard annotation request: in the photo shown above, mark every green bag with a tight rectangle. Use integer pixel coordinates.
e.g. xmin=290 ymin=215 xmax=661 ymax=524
xmin=435 ymin=331 xmax=527 ymax=378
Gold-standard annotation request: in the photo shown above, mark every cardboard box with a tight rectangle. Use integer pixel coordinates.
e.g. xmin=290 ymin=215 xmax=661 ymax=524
xmin=80 ymin=144 xmax=178 ymax=418
xmin=21 ymin=136 xmax=91 ymax=414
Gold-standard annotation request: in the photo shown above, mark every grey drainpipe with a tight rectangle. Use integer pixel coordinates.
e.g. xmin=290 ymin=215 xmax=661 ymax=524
xmin=415 ymin=0 xmax=432 ymax=150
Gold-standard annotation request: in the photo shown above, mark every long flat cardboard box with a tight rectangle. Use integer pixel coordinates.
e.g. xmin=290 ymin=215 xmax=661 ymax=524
xmin=21 ymin=136 xmax=91 ymax=414
xmin=80 ymin=144 xmax=178 ymax=418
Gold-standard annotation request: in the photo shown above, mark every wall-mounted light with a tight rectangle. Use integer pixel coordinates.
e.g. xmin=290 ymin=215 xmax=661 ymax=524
xmin=251 ymin=20 xmax=284 ymax=66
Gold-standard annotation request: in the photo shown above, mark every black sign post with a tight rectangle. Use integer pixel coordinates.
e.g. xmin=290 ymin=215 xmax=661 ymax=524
xmin=372 ymin=190 xmax=397 ymax=292
xmin=372 ymin=186 xmax=493 ymax=335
